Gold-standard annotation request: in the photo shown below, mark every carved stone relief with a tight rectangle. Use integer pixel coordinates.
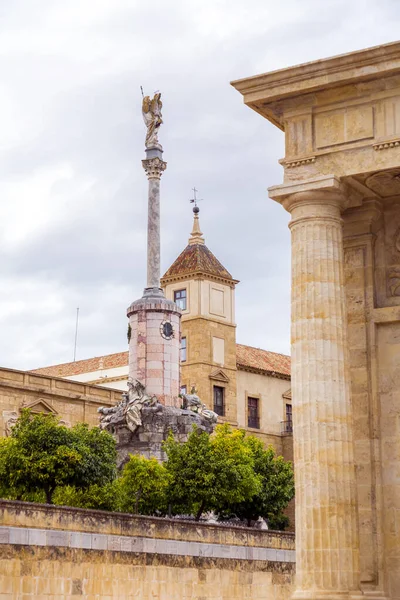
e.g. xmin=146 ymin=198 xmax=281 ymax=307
xmin=3 ymin=411 xmax=18 ymax=436
xmin=365 ymin=168 xmax=400 ymax=197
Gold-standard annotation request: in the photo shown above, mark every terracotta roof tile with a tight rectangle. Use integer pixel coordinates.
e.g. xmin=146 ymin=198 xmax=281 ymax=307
xmin=32 ymin=345 xmax=291 ymax=379
xmin=32 ymin=351 xmax=129 ymax=378
xmin=236 ymin=344 xmax=291 ymax=378
xmin=161 ymin=244 xmax=233 ymax=282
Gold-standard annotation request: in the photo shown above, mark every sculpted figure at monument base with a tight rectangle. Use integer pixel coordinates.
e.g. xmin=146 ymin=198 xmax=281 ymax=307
xmin=99 ymin=380 xmax=217 ymax=468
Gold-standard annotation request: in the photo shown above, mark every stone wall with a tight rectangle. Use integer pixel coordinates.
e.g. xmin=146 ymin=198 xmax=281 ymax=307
xmin=0 ymin=500 xmax=295 ymax=599
xmin=0 ymin=367 xmax=121 ymax=435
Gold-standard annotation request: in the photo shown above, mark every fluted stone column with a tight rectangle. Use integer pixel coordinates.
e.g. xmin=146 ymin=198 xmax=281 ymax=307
xmin=285 ymin=190 xmax=362 ymax=600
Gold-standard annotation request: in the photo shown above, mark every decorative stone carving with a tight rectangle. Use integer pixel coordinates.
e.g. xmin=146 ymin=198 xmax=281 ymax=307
xmin=181 ymin=391 xmax=218 ymax=424
xmin=142 ymin=92 xmax=163 ymax=150
xmin=365 ymin=168 xmax=400 ymax=197
xmin=3 ymin=411 xmax=18 ymax=436
xmin=98 ymin=379 xmax=161 ymax=435
xmin=99 ymin=382 xmax=216 ymax=467
xmin=373 ymin=138 xmax=400 ymax=151
xmin=385 ymin=226 xmax=400 ymax=297
xmin=281 ymin=156 xmax=316 ymax=168
xmin=141 ymin=156 xmax=167 ymax=180
xmin=388 ymin=269 xmax=400 ymax=296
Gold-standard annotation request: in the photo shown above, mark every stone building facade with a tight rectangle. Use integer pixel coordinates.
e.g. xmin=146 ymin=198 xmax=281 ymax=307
xmin=0 ymin=367 xmax=120 ymax=437
xmin=232 ymin=39 xmax=400 ymax=600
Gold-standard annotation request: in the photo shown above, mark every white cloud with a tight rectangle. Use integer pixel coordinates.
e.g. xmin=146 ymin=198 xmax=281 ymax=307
xmin=0 ymin=0 xmax=399 ymax=369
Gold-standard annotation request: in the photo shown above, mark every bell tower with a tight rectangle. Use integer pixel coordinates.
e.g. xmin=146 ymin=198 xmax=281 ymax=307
xmin=161 ymin=204 xmax=239 ymax=424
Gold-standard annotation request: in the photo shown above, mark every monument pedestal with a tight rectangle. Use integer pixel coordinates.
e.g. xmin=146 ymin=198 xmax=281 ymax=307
xmin=127 ymin=290 xmax=181 ymax=407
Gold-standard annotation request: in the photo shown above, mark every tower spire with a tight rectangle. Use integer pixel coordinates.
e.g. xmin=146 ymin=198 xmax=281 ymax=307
xmin=189 ymin=187 xmax=205 ymax=246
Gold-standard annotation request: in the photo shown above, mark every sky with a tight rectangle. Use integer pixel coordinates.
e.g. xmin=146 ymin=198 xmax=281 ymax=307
xmin=0 ymin=0 xmax=399 ymax=370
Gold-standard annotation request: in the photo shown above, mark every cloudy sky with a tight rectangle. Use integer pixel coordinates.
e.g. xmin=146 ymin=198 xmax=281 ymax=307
xmin=0 ymin=0 xmax=399 ymax=370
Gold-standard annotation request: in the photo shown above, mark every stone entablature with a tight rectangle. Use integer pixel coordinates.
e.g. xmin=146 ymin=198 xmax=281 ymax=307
xmin=232 ymin=41 xmax=400 ymax=195
xmin=0 ymin=500 xmax=295 ymax=599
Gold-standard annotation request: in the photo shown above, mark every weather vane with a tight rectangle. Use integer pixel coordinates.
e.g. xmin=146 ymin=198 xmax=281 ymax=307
xmin=189 ymin=187 xmax=203 ymax=212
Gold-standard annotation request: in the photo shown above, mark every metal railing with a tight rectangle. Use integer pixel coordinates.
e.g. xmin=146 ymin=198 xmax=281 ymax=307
xmin=281 ymin=420 xmax=293 ymax=435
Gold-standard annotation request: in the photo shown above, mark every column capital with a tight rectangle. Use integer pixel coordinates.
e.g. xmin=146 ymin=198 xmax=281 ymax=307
xmin=282 ymin=188 xmax=347 ymax=214
xmin=142 ymin=157 xmax=167 ymax=180
xmin=268 ymin=174 xmax=353 ymax=212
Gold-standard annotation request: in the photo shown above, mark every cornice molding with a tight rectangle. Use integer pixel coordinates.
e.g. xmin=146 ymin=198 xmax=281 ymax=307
xmin=161 ymin=271 xmax=239 ymax=288
xmin=237 ymin=364 xmax=291 ymax=381
xmin=231 ymin=41 xmax=400 ymax=101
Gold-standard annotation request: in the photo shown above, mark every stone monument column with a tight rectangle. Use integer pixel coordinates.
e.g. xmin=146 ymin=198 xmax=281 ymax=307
xmin=127 ymin=93 xmax=181 ymax=406
xmin=283 ymin=189 xmax=362 ymax=600
xmin=142 ymin=154 xmax=165 ymax=293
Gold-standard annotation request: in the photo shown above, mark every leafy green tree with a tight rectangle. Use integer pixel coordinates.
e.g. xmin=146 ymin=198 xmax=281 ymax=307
xmin=68 ymin=422 xmax=117 ymax=490
xmin=0 ymin=410 xmax=117 ymax=504
xmin=118 ymin=454 xmax=170 ymax=515
xmin=54 ymin=481 xmax=121 ymax=512
xmin=227 ymin=435 xmax=295 ymax=528
xmin=164 ymin=424 xmax=261 ymax=520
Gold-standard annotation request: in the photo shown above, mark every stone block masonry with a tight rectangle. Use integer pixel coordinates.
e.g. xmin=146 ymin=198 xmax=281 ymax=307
xmin=127 ymin=295 xmax=181 ymax=407
xmin=0 ymin=500 xmax=295 ymax=599
xmin=0 ymin=367 xmax=121 ymax=436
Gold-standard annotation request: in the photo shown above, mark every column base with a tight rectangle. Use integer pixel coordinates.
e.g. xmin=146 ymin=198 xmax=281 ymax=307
xmin=142 ymin=286 xmax=164 ymax=299
xmin=360 ymin=592 xmax=389 ymax=600
xmin=291 ymin=592 xmax=364 ymax=600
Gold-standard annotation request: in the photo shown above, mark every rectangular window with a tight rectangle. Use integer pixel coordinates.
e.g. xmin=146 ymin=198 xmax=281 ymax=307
xmin=174 ymin=289 xmax=187 ymax=311
xmin=181 ymin=337 xmax=187 ymax=362
xmin=284 ymin=403 xmax=293 ymax=433
xmin=213 ymin=386 xmax=225 ymax=416
xmin=247 ymin=396 xmax=260 ymax=429
xmin=180 ymin=385 xmax=187 ymax=395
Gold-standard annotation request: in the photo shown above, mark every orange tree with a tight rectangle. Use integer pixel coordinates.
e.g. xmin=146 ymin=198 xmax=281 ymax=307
xmin=0 ymin=410 xmax=116 ymax=504
xmin=164 ymin=424 xmax=261 ymax=520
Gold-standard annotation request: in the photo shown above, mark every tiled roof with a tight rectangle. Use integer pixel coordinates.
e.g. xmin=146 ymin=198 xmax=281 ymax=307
xmin=236 ymin=344 xmax=291 ymax=378
xmin=161 ymin=244 xmax=233 ymax=282
xmin=32 ymin=351 xmax=129 ymax=378
xmin=32 ymin=345 xmax=291 ymax=379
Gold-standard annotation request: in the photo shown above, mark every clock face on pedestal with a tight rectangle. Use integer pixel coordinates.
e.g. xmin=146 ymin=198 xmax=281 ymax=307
xmin=160 ymin=321 xmax=174 ymax=340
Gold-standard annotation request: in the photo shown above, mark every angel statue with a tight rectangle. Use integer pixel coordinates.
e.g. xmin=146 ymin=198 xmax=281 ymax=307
xmin=142 ymin=92 xmax=163 ymax=149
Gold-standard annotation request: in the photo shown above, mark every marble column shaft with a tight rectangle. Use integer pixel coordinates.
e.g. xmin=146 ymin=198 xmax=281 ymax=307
xmin=286 ymin=191 xmax=361 ymax=600
xmin=142 ymin=156 xmax=167 ymax=291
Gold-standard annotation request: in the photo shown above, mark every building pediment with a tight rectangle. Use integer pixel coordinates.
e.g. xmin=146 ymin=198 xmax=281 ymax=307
xmin=21 ymin=399 xmax=58 ymax=415
xmin=209 ymin=369 xmax=230 ymax=383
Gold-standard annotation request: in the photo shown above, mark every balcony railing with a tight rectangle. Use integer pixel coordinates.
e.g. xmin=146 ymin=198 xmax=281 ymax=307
xmin=247 ymin=416 xmax=260 ymax=429
xmin=281 ymin=420 xmax=293 ymax=435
